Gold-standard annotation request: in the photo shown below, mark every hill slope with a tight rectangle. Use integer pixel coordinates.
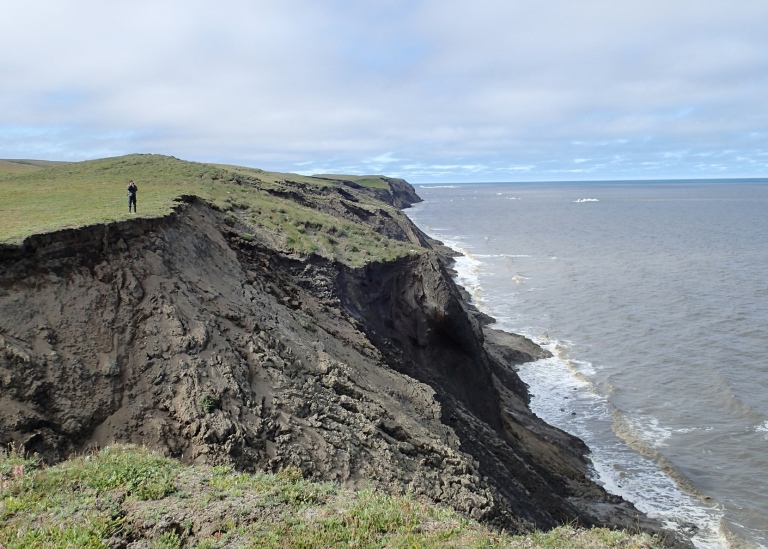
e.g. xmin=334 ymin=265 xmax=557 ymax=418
xmin=0 ymin=159 xmax=69 ymax=174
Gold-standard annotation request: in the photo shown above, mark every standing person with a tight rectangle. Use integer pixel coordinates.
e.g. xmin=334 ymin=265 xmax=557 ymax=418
xmin=127 ymin=180 xmax=138 ymax=213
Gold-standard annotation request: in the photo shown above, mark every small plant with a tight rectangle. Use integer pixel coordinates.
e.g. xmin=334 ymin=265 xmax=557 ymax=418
xmin=84 ymin=445 xmax=180 ymax=501
xmin=200 ymin=394 xmax=221 ymax=414
xmin=276 ymin=466 xmax=303 ymax=484
xmin=155 ymin=530 xmax=183 ymax=549
xmin=0 ymin=443 xmax=38 ymax=494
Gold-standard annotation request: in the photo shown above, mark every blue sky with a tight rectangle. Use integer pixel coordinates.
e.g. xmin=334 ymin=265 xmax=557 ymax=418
xmin=2 ymin=1 xmax=767 ymax=183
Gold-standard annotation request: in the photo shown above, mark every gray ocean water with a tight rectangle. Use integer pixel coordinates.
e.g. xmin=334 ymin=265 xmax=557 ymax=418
xmin=407 ymin=181 xmax=768 ymax=549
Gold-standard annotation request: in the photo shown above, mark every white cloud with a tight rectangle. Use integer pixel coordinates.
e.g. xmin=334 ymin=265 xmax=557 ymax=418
xmin=1 ymin=1 xmax=767 ymax=181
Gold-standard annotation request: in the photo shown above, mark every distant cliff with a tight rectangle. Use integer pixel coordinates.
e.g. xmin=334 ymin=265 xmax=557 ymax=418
xmin=0 ymin=161 xmax=688 ymax=546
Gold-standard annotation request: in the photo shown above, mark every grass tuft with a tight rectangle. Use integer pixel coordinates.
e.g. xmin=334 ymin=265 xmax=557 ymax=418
xmin=79 ymin=445 xmax=180 ymax=500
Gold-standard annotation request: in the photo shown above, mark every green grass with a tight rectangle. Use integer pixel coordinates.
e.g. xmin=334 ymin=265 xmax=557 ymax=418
xmin=0 ymin=159 xmax=68 ymax=174
xmin=0 ymin=445 xmax=180 ymax=548
xmin=0 ymin=154 xmax=220 ymax=241
xmin=0 ymin=444 xmax=665 ymax=549
xmin=245 ymin=192 xmax=414 ymax=266
xmin=0 ymin=153 xmax=418 ymax=266
xmin=314 ymin=174 xmax=392 ymax=189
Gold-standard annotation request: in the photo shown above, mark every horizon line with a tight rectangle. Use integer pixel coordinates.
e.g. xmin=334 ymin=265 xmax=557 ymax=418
xmin=414 ymin=176 xmax=768 ymax=185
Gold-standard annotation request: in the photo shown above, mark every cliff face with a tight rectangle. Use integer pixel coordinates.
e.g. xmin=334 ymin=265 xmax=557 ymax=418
xmin=0 ymin=183 xmax=683 ymax=541
xmin=359 ymin=176 xmax=423 ymax=209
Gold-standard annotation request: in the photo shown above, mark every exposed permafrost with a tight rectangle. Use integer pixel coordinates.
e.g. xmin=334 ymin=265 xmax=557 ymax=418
xmin=0 ymin=194 xmax=689 ymax=546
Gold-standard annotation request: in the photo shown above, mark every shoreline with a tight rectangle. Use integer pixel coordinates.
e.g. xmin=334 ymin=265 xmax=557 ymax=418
xmin=407 ymin=213 xmax=727 ymax=549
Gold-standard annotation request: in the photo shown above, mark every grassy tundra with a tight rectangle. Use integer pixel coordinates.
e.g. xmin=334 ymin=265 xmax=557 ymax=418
xmin=0 ymin=445 xmax=663 ymax=549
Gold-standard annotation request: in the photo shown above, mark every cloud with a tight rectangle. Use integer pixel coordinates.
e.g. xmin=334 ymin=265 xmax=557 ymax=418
xmin=1 ymin=0 xmax=767 ymax=181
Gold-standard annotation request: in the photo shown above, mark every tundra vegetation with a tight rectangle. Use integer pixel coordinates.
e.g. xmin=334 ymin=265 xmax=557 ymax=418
xmin=0 ymin=445 xmax=663 ymax=548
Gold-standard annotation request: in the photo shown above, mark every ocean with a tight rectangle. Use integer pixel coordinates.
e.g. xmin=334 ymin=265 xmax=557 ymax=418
xmin=406 ymin=180 xmax=768 ymax=549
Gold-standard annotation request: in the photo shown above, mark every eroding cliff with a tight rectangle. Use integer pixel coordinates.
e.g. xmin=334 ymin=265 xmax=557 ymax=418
xmin=0 ymin=187 xmax=685 ymax=543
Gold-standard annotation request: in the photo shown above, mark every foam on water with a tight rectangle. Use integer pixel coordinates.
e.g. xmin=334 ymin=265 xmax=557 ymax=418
xmin=490 ymin=312 xmax=727 ymax=548
xmin=435 ymin=237 xmax=487 ymax=309
xmin=619 ymin=413 xmax=674 ymax=449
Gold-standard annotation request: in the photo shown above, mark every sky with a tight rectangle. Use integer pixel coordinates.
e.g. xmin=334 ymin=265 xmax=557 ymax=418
xmin=2 ymin=1 xmax=767 ymax=183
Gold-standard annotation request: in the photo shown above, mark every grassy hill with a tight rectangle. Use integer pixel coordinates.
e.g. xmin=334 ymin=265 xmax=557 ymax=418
xmin=0 ymin=444 xmax=663 ymax=549
xmin=0 ymin=154 xmax=417 ymax=266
